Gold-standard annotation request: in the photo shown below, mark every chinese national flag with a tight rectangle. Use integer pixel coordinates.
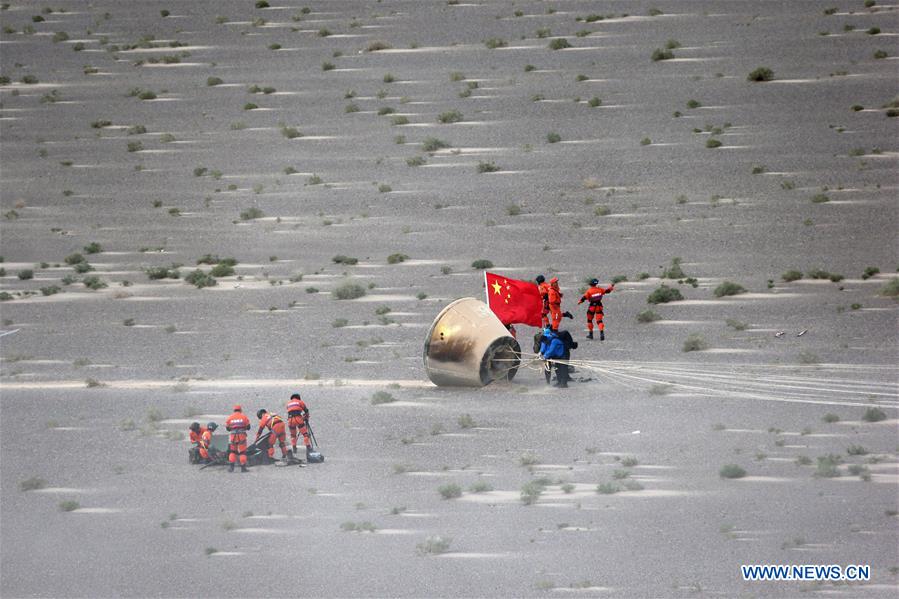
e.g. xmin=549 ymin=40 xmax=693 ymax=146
xmin=484 ymin=272 xmax=543 ymax=327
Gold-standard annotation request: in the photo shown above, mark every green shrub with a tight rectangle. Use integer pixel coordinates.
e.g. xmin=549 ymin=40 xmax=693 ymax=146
xmin=406 ymin=156 xmax=426 ymax=167
xmin=471 ymin=259 xmax=493 ymax=269
xmin=548 ymin=38 xmax=571 ymax=50
xmin=686 ymin=99 xmax=701 ymax=109
xmin=437 ymin=110 xmax=463 ymax=124
xmin=477 ymin=161 xmax=500 ymax=173
xmin=682 ymin=334 xmax=708 ymax=352
xmin=706 ymin=138 xmax=722 ymax=148
xmin=587 ymin=96 xmax=601 ymax=107
xmin=332 ymin=255 xmax=358 ymax=265
xmin=17 ymin=269 xmax=34 ymax=280
xmin=59 ymin=500 xmax=80 ymax=512
xmin=417 ymin=536 xmax=451 ymax=555
xmin=861 ymin=266 xmax=880 ymax=280
xmin=782 ymin=270 xmax=803 ymax=282
xmin=322 ymin=62 xmax=335 ymax=71
xmin=873 ymin=49 xmax=888 ymax=59
xmin=719 ymin=464 xmax=746 ymax=479
xmin=19 ymin=477 xmax=48 ymax=492
xmin=184 ymin=270 xmax=216 ymax=288
xmin=421 ymin=137 xmax=450 ymax=152
xmin=209 ymin=264 xmax=234 ymax=277
xmin=636 ymin=309 xmax=661 ymax=323
xmin=822 ymin=413 xmax=840 ymax=423
xmin=861 ymin=407 xmax=887 ymax=422
xmin=333 ymin=282 xmax=366 ymax=300
xmin=438 ymin=483 xmax=462 ymax=499
xmin=371 ymin=391 xmax=395 ymax=405
xmin=747 ymin=67 xmax=774 ymax=82
xmin=387 ymin=253 xmax=408 ymax=264
xmin=647 ymin=285 xmax=683 ymax=304
xmin=281 ymin=126 xmax=301 ymax=139
xmin=815 ymin=455 xmax=841 ymax=478
xmin=596 ymin=482 xmax=620 ymax=494
xmin=521 ymin=481 xmax=545 ymax=505
xmin=206 ymin=76 xmax=223 ymax=86
xmin=714 ymin=281 xmax=746 ymax=297
xmin=651 ymin=48 xmax=673 ymax=61
xmin=547 ymin=132 xmax=561 ymax=143
xmin=878 ymin=277 xmax=899 ymax=297
xmin=468 ymin=480 xmax=492 ymax=493
xmin=240 ymin=207 xmax=264 ymax=220
xmin=484 ymin=38 xmax=507 ymax=49
xmin=82 ymin=276 xmax=106 ymax=290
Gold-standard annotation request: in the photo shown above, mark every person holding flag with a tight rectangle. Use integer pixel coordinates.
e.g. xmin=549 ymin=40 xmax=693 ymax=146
xmin=484 ymin=272 xmax=544 ymax=329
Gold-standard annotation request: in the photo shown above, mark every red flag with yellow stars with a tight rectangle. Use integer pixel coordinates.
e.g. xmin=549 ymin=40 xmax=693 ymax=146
xmin=484 ymin=271 xmax=543 ymax=327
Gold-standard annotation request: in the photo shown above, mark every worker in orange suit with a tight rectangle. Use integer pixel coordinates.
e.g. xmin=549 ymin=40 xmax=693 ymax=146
xmin=225 ymin=405 xmax=251 ymax=473
xmin=188 ymin=422 xmax=209 ymax=462
xmin=255 ymin=409 xmax=289 ymax=460
xmin=535 ymin=275 xmax=550 ymax=328
xmin=286 ymin=393 xmax=312 ymax=458
xmin=578 ymin=279 xmax=615 ymax=340
xmin=201 ymin=422 xmax=217 ymax=461
xmin=547 ymin=277 xmax=564 ymax=330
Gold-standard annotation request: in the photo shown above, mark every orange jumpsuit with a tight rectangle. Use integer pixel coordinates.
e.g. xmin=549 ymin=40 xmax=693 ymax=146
xmin=578 ymin=284 xmax=614 ymax=334
xmin=256 ymin=412 xmax=289 ymax=459
xmin=537 ymin=281 xmax=550 ymax=328
xmin=200 ymin=428 xmax=213 ymax=459
xmin=189 ymin=427 xmax=209 ymax=460
xmin=286 ymin=396 xmax=311 ymax=452
xmin=225 ymin=411 xmax=251 ymax=466
xmin=547 ymin=280 xmax=563 ymax=331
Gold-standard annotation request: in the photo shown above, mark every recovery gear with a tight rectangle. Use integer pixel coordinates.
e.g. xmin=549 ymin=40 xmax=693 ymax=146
xmin=547 ymin=278 xmax=563 ymax=331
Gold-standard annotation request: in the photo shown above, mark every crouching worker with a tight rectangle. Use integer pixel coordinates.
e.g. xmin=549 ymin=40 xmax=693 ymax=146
xmin=188 ymin=422 xmax=209 ymax=463
xmin=225 ymin=405 xmax=251 ymax=473
xmin=538 ymin=327 xmax=570 ymax=388
xmin=286 ymin=393 xmax=312 ymax=459
xmin=256 ymin=409 xmax=290 ymax=460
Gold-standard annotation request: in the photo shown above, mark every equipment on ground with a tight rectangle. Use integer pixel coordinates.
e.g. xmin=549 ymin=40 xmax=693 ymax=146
xmin=423 ymin=297 xmax=521 ymax=387
xmin=306 ymin=422 xmax=325 ymax=463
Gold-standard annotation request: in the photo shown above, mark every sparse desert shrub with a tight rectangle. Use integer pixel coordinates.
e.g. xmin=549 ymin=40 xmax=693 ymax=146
xmin=468 ymin=480 xmax=492 ymax=493
xmin=437 ymin=110 xmax=463 ymax=124
xmin=367 ymin=40 xmax=391 ymax=52
xmin=822 ymin=413 xmax=840 ymax=423
xmin=471 ymin=259 xmax=493 ymax=269
xmin=620 ymin=456 xmax=638 ymax=467
xmin=519 ymin=453 xmax=539 ymax=467
xmin=82 ymin=276 xmax=107 ymax=290
xmin=332 ymin=255 xmax=358 ymax=265
xmin=647 ymin=285 xmax=683 ymax=304
xmin=387 ymin=253 xmax=408 ymax=264
xmin=59 ymin=500 xmax=80 ymax=512
xmin=421 ymin=137 xmax=450 ymax=152
xmin=815 ymin=455 xmax=841 ymax=478
xmin=714 ymin=281 xmax=746 ymax=297
xmin=651 ymin=48 xmax=673 ymax=61
xmin=40 ymin=286 xmax=61 ymax=296
xmin=867 ymin=27 xmax=880 ymax=35
xmin=322 ymin=62 xmax=335 ymax=71
xmin=861 ymin=266 xmax=880 ymax=280
xmin=524 ymin=64 xmax=536 ymax=72
xmin=521 ymin=480 xmax=545 ymax=504
xmin=484 ymin=38 xmax=507 ymax=49
xmin=686 ymin=99 xmax=701 ymax=109
xmin=810 ymin=193 xmax=829 ymax=203
xmin=547 ymin=132 xmax=561 ymax=143
xmin=477 ymin=161 xmax=500 ymax=173
xmin=333 ymin=282 xmax=366 ymax=300
xmin=127 ymin=141 xmax=143 ymax=153
xmin=873 ymin=49 xmax=889 ymax=59
xmin=371 ymin=391 xmax=395 ymax=405
xmin=596 ymin=482 xmax=620 ymax=494
xmin=636 ymin=309 xmax=661 ymax=323
xmin=878 ymin=278 xmax=899 ymax=297
xmin=682 ymin=334 xmax=708 ymax=352
xmin=548 ymin=38 xmax=571 ymax=50
xmin=209 ymin=264 xmax=234 ymax=277
xmin=406 ymin=156 xmax=426 ymax=167
xmin=719 ymin=464 xmax=746 ymax=479
xmin=184 ymin=270 xmax=216 ymax=288
xmin=726 ymin=318 xmax=748 ymax=331
xmin=19 ymin=477 xmax=47 ymax=492
xmin=438 ymin=483 xmax=462 ymax=499
xmin=281 ymin=126 xmax=301 ymax=139
xmin=808 ymin=269 xmax=843 ymax=282
xmin=782 ymin=270 xmax=803 ymax=282
xmin=391 ymin=116 xmax=409 ymax=126
xmin=587 ymin=96 xmax=602 ymax=107
xmin=239 ymin=207 xmax=264 ymax=221
xmin=706 ymin=138 xmax=722 ymax=148
xmin=458 ymin=413 xmax=476 ymax=428
xmin=846 ymin=445 xmax=868 ymax=456
xmin=417 ymin=535 xmax=451 ymax=555
xmin=17 ymin=269 xmax=33 ymax=280
xmin=747 ymin=67 xmax=774 ymax=82
xmin=206 ymin=76 xmax=223 ymax=86
xmin=861 ymin=407 xmax=887 ymax=422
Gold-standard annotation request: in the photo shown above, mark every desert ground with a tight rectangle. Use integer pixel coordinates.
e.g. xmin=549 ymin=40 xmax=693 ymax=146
xmin=1 ymin=0 xmax=898 ymax=597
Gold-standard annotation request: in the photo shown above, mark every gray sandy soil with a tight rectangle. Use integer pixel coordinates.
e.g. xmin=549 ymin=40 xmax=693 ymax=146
xmin=1 ymin=1 xmax=897 ymax=597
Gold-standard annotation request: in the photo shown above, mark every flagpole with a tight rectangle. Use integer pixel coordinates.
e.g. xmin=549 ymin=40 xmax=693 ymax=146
xmin=483 ymin=270 xmax=489 ymax=307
